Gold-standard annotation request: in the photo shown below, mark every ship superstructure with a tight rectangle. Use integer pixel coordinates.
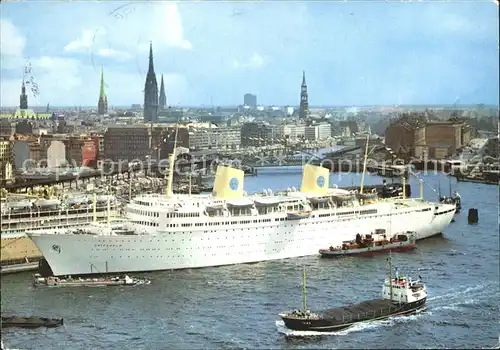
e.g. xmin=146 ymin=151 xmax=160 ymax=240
xmin=1 ymin=189 xmax=121 ymax=268
xmin=27 ymin=164 xmax=456 ymax=277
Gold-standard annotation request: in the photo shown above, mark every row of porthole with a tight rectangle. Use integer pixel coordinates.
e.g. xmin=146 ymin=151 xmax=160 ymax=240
xmin=153 ymin=212 xmax=413 ymax=232
xmin=96 ymin=235 xmax=315 ymax=244
xmin=92 ymin=240 xmax=304 ymax=251
xmin=102 ymin=251 xmax=280 ymax=259
xmin=149 ymin=211 xmax=396 ymax=229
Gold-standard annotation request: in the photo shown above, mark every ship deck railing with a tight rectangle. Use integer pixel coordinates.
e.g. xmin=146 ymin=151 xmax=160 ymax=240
xmin=1 ymin=211 xmax=122 ymax=230
xmin=25 ymin=217 xmax=130 ymax=235
xmin=1 ymin=203 xmax=122 ymax=220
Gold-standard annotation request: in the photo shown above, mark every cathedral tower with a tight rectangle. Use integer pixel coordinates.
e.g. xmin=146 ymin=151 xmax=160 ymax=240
xmin=299 ymin=70 xmax=309 ymax=120
xmin=20 ymin=81 xmax=28 ymax=109
xmin=159 ymin=74 xmax=167 ymax=110
xmin=97 ymin=67 xmax=108 ymax=115
xmin=144 ymin=42 xmax=159 ymax=122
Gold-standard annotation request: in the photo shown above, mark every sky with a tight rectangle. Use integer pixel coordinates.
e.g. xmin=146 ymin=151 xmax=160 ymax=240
xmin=0 ymin=1 xmax=499 ymax=108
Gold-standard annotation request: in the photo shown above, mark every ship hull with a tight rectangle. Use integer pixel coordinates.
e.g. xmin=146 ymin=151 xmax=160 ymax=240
xmin=319 ymin=241 xmax=416 ymax=257
xmin=281 ymin=298 xmax=426 ymax=332
xmin=28 ymin=201 xmax=456 ymax=276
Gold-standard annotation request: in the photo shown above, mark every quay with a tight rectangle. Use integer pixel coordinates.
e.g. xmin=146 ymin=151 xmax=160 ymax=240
xmin=2 ymin=160 xmax=253 ymax=194
xmin=456 ymin=176 xmax=499 ymax=185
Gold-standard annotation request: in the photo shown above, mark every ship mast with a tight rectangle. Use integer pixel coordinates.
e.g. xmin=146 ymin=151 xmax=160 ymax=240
xmin=107 ymin=191 xmax=111 ymax=225
xmin=166 ymin=122 xmax=180 ymax=198
xmin=388 ymin=252 xmax=393 ymax=301
xmin=188 ymin=170 xmax=192 ymax=196
xmin=302 ymin=265 xmax=307 ymax=312
xmin=359 ymin=134 xmax=370 ymax=194
xmin=92 ymin=191 xmax=97 ymax=223
xmin=128 ymin=178 xmax=132 ymax=203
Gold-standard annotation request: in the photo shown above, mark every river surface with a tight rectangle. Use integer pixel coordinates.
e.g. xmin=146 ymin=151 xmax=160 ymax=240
xmin=1 ymin=170 xmax=499 ymax=349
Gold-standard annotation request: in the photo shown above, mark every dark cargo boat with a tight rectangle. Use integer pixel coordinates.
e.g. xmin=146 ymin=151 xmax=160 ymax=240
xmin=319 ymin=230 xmax=416 ymax=257
xmin=279 ymin=255 xmax=427 ymax=333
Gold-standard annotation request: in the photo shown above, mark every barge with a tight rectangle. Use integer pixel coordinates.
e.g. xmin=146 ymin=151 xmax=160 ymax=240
xmin=33 ymin=273 xmax=150 ymax=287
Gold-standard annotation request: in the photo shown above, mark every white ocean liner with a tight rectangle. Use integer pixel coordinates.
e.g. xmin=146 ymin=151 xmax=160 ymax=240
xmin=27 ymin=163 xmax=456 ymax=277
xmin=1 ymin=190 xmax=121 ymax=268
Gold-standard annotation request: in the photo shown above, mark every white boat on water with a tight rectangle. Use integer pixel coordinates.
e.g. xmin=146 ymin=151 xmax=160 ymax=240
xmin=1 ymin=190 xmax=121 ymax=269
xmin=26 ymin=163 xmax=456 ymax=277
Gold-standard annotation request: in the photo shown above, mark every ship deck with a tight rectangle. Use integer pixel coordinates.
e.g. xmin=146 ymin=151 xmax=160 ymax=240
xmin=321 ymin=298 xmax=396 ymax=322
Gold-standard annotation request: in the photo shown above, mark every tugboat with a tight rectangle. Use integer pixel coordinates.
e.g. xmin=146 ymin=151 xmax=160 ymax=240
xmin=279 ymin=255 xmax=427 ymax=332
xmin=319 ymin=230 xmax=416 ymax=257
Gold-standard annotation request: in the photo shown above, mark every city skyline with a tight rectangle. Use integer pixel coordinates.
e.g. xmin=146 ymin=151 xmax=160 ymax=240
xmin=0 ymin=1 xmax=498 ymax=108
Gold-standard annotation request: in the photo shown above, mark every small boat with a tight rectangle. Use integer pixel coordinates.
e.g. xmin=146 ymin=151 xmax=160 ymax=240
xmin=287 ymin=211 xmax=312 ymax=220
xmin=319 ymin=230 xmax=416 ymax=257
xmin=279 ymin=255 xmax=427 ymax=333
xmin=366 ymin=165 xmax=409 ymax=179
xmin=33 ymin=274 xmax=150 ymax=287
xmin=439 ymin=191 xmax=461 ymax=213
xmin=1 ymin=316 xmax=63 ymax=328
xmin=439 ymin=181 xmax=462 ymax=213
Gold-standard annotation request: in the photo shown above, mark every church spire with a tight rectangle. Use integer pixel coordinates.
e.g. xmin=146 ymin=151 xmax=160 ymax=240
xmin=100 ymin=66 xmax=106 ymax=99
xmin=144 ymin=41 xmax=159 ymax=123
xmin=299 ymin=70 xmax=309 ymax=120
xmin=159 ymin=74 xmax=166 ymax=110
xmin=148 ymin=41 xmax=155 ymax=73
xmin=97 ymin=66 xmax=108 ymax=116
xmin=20 ymin=80 xmax=28 ymax=109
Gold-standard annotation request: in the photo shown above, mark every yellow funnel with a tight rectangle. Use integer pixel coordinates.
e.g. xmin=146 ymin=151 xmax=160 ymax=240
xmin=300 ymin=164 xmax=329 ymax=195
xmin=212 ymin=165 xmax=245 ymax=199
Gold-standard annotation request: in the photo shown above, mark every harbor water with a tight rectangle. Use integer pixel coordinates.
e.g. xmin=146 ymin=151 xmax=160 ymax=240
xmin=1 ymin=170 xmax=499 ymax=349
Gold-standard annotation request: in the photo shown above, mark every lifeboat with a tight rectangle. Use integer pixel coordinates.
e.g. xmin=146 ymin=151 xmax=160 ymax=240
xmin=64 ymin=195 xmax=89 ymax=206
xmin=34 ymin=199 xmax=61 ymax=207
xmin=96 ymin=195 xmax=114 ymax=203
xmin=8 ymin=200 xmax=33 ymax=210
xmin=286 ymin=211 xmax=312 ymax=220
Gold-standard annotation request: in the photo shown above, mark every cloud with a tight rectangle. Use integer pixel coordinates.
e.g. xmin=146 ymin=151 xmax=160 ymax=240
xmin=0 ymin=19 xmax=25 ymax=57
xmin=92 ymin=2 xmax=193 ymax=57
xmin=96 ymin=48 xmax=132 ymax=61
xmin=64 ymin=29 xmax=95 ymax=52
xmin=0 ymin=19 xmax=26 ymax=70
xmin=161 ymin=3 xmax=192 ymax=50
xmin=1 ymin=2 xmax=498 ymax=107
xmin=233 ymin=53 xmax=266 ymax=70
xmin=0 ymin=23 xmax=188 ymax=108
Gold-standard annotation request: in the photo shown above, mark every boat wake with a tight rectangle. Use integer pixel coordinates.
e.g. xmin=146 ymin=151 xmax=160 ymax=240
xmin=275 ymin=309 xmax=427 ymax=337
xmin=428 ymin=282 xmax=497 ymax=312
xmin=1 ymin=340 xmax=21 ymax=350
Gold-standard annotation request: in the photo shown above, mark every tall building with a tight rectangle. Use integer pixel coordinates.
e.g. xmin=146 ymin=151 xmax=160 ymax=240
xmin=299 ymin=70 xmax=309 ymax=120
xmin=243 ymin=93 xmax=257 ymax=108
xmin=20 ymin=82 xmax=28 ymax=109
xmin=97 ymin=68 xmax=108 ymax=116
xmin=144 ymin=42 xmax=159 ymax=123
xmin=159 ymin=74 xmax=167 ymax=110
